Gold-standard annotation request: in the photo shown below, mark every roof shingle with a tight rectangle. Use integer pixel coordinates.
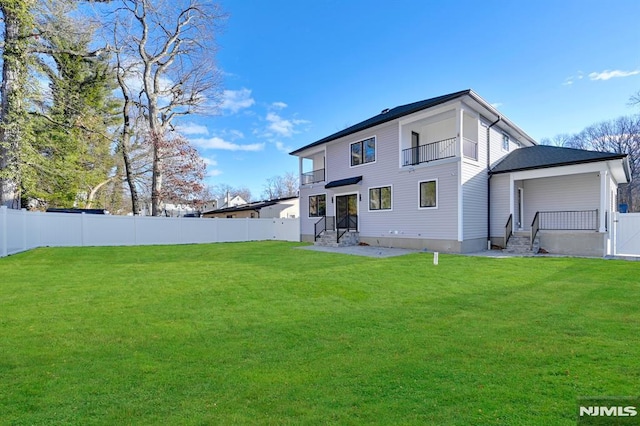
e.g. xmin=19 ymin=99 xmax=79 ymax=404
xmin=290 ymin=90 xmax=471 ymax=155
xmin=490 ymin=145 xmax=627 ymax=174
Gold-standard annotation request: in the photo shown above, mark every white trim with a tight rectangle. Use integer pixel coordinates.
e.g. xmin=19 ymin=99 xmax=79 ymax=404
xmin=457 ymin=108 xmax=463 ymax=242
xmin=599 ymin=171 xmax=607 ymax=233
xmin=333 ymin=191 xmax=360 ymax=230
xmin=517 ymin=187 xmax=524 ymax=229
xmin=398 ymin=156 xmax=459 ymax=173
xmin=367 ymin=184 xmax=393 ymax=212
xmin=509 ymin=176 xmax=515 ymax=234
xmin=349 ymin=135 xmax=377 ymax=168
xmin=502 ymin=133 xmax=510 ymax=152
xmin=507 ymin=162 xmax=607 ymax=181
xmin=418 ymin=179 xmax=439 ymax=210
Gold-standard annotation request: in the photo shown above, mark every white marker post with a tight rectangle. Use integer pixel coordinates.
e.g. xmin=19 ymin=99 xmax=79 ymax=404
xmin=433 ymin=251 xmax=439 ymax=265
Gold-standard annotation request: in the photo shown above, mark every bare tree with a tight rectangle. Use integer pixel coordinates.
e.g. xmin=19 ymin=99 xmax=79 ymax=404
xmin=211 ymin=183 xmax=252 ymax=204
xmin=111 ymin=0 xmax=225 ymax=215
xmin=262 ymin=172 xmax=298 ymax=200
xmin=539 ymin=133 xmax=574 ymax=147
xmin=630 ymin=90 xmax=640 ymax=108
xmin=568 ymin=115 xmax=640 ymax=211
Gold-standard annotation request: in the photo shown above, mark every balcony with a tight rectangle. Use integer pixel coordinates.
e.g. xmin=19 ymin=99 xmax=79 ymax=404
xmin=301 ymin=168 xmax=325 ymax=185
xmin=402 ymin=137 xmax=456 ymax=166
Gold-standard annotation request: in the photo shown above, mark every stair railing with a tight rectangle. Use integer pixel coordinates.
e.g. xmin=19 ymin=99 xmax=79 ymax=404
xmin=531 ymin=211 xmax=540 ymax=249
xmin=314 ymin=216 xmax=326 ymax=241
xmin=336 ymin=214 xmax=357 ymax=244
xmin=504 ymin=214 xmax=513 ymax=248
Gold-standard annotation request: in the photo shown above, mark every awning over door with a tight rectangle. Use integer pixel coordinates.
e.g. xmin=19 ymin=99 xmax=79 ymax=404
xmin=325 ymin=176 xmax=362 ymax=189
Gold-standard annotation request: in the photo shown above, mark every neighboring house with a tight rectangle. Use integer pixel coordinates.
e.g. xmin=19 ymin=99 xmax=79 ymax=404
xmin=290 ymin=89 xmax=630 ymax=256
xmin=217 ymin=194 xmax=247 ymax=210
xmin=202 ymin=196 xmax=299 ymax=219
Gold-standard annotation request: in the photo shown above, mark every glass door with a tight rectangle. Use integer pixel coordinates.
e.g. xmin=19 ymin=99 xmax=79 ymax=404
xmin=336 ymin=194 xmax=358 ymax=230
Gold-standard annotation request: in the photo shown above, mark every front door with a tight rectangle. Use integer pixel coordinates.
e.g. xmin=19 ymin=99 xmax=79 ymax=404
xmin=336 ymin=194 xmax=358 ymax=230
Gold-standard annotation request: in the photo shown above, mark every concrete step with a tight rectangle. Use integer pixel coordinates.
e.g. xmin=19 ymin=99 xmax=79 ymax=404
xmin=504 ymin=235 xmax=539 ymax=254
xmin=315 ymin=230 xmax=359 ymax=247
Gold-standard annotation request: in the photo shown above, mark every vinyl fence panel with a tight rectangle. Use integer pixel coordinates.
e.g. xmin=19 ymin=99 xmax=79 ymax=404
xmin=614 ymin=212 xmax=640 ymax=257
xmin=0 ymin=207 xmax=300 ymax=257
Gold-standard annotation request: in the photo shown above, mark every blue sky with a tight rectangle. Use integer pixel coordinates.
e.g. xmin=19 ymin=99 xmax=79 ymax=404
xmin=177 ymin=0 xmax=640 ymax=200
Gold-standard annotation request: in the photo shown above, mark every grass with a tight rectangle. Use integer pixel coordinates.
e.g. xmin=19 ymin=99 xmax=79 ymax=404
xmin=0 ymin=241 xmax=638 ymax=425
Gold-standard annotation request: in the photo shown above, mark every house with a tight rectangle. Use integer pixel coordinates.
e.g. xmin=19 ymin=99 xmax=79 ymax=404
xmin=217 ymin=194 xmax=247 ymax=210
xmin=202 ymin=196 xmax=299 ymax=219
xmin=290 ymin=89 xmax=630 ymax=256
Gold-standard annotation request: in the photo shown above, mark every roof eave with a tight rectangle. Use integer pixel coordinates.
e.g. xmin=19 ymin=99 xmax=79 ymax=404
xmin=290 ymin=90 xmax=472 ymax=156
xmin=489 ymin=154 xmax=628 ymax=175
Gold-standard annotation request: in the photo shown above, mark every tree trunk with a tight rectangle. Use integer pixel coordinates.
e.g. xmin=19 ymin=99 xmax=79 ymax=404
xmin=120 ymin=97 xmax=140 ymax=215
xmin=0 ymin=3 xmax=29 ymax=209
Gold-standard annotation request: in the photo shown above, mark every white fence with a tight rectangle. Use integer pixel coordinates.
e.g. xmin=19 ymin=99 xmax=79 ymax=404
xmin=613 ymin=212 xmax=640 ymax=257
xmin=0 ymin=206 xmax=300 ymax=258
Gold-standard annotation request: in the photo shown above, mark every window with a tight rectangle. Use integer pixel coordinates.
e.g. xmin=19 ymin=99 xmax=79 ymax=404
xmin=351 ymin=137 xmax=376 ymax=166
xmin=502 ymin=134 xmax=510 ymax=151
xmin=369 ymin=186 xmax=392 ymax=211
xmin=419 ymin=180 xmax=437 ymax=208
xmin=309 ymin=194 xmax=326 ymax=217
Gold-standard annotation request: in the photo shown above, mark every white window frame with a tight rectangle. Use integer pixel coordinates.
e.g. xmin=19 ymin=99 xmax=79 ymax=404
xmin=308 ymin=193 xmax=327 ymax=218
xmin=418 ymin=179 xmax=438 ymax=210
xmin=502 ymin=134 xmax=510 ymax=152
xmin=350 ymin=136 xmax=377 ymax=167
xmin=368 ymin=185 xmax=393 ymax=212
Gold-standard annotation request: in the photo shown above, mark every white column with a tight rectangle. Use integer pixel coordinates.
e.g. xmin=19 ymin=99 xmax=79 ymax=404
xmin=509 ymin=175 xmax=515 ymax=233
xmin=599 ymin=170 xmax=607 ymax=233
xmin=457 ymin=107 xmax=464 ymax=243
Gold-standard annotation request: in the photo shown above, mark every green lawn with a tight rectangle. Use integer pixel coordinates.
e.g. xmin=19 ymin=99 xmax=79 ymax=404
xmin=0 ymin=241 xmax=638 ymax=425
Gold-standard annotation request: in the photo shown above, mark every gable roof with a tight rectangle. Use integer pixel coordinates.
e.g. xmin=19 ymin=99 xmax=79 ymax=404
xmin=490 ymin=145 xmax=630 ymax=180
xmin=290 ymin=90 xmax=472 ymax=155
xmin=289 ymin=89 xmax=537 ymax=156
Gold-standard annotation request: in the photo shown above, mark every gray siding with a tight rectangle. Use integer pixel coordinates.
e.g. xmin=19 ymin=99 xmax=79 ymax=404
xmin=487 ymin=123 xmax=521 ymax=168
xmin=490 ymin=174 xmax=510 ymax=238
xmin=521 ymin=172 xmax=600 ymax=231
xmin=306 ymin=118 xmax=460 ymax=242
xmin=462 ymin=114 xmax=487 ymax=240
xmin=298 ymin=97 xmax=539 ymax=247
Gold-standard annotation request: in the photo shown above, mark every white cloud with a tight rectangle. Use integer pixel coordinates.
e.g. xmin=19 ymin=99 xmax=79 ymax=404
xmin=274 ymin=141 xmax=292 ymax=153
xmin=490 ymin=102 xmax=503 ymax=109
xmin=266 ymin=111 xmax=310 ymax=138
xmin=271 ymin=101 xmax=288 ymax=110
xmin=202 ymin=157 xmax=223 ymax=177
xmin=589 ymin=69 xmax=640 ymax=81
xmin=220 ymin=88 xmax=255 ymax=113
xmin=177 ymin=122 xmax=209 ymax=136
xmin=192 ymin=136 xmax=264 ymax=151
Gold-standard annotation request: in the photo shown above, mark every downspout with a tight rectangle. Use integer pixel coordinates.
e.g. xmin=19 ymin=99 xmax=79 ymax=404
xmin=486 ymin=116 xmax=501 ymax=250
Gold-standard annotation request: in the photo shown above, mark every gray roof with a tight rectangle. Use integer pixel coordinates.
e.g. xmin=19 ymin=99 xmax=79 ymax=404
xmin=490 ymin=145 xmax=629 ymax=177
xmin=203 ymin=196 xmax=297 ymax=214
xmin=290 ymin=90 xmax=472 ymax=155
